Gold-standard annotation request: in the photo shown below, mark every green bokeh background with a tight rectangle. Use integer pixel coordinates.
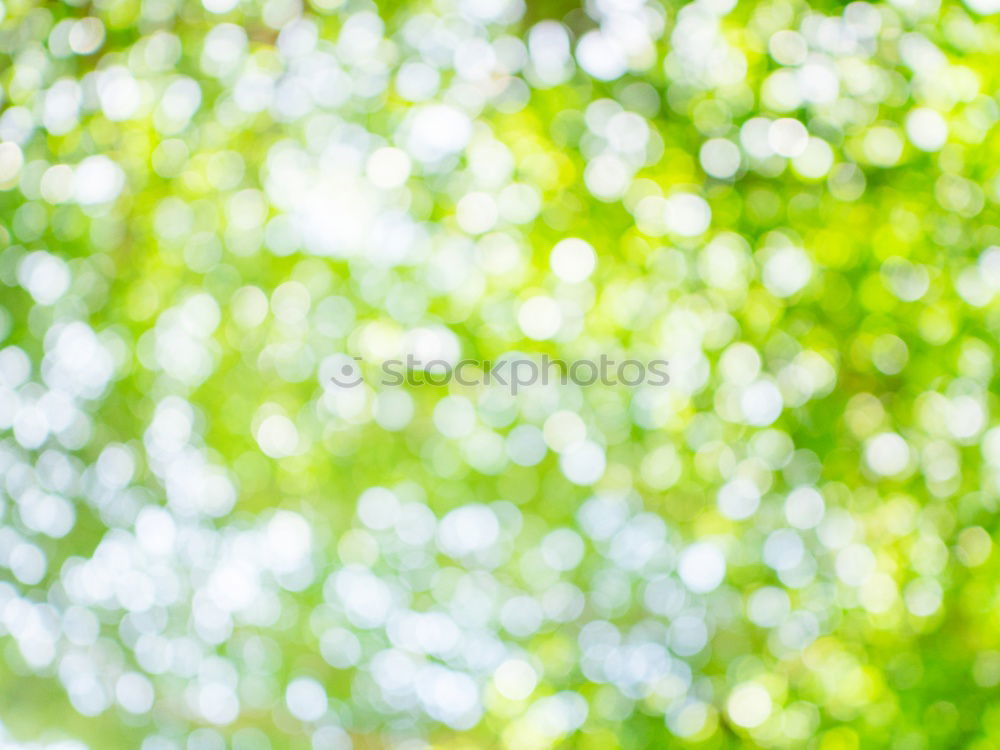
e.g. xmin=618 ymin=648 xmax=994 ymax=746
xmin=1 ymin=0 xmax=999 ymax=748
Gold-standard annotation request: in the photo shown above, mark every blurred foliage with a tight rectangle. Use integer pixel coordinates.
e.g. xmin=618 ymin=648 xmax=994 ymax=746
xmin=1 ymin=0 xmax=1000 ymax=748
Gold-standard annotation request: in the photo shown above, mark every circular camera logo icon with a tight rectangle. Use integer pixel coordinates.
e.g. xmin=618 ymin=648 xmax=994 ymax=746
xmin=329 ymin=356 xmax=364 ymax=388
